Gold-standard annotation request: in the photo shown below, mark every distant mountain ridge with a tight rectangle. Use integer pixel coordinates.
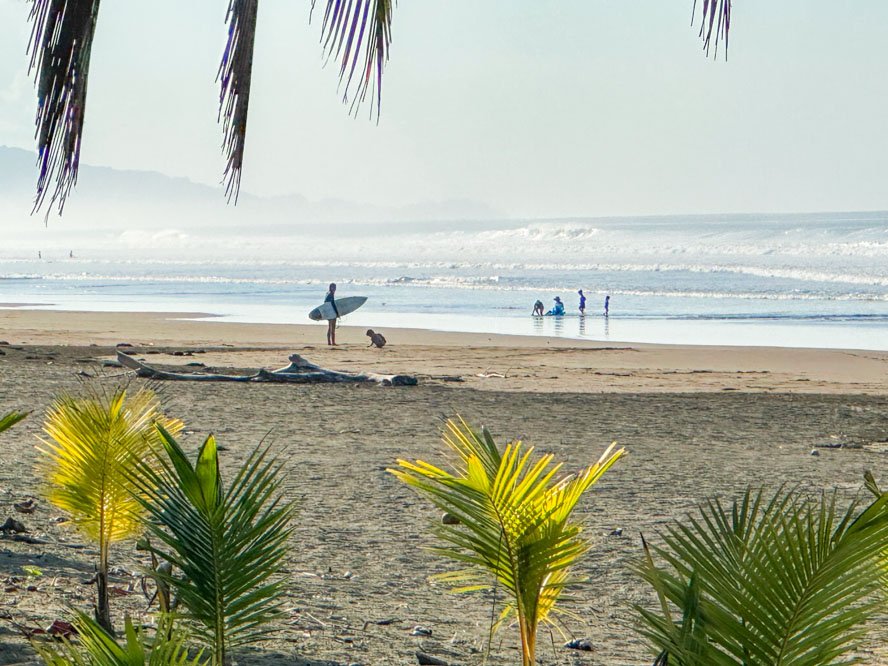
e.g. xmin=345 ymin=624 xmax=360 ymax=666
xmin=0 ymin=145 xmax=503 ymax=228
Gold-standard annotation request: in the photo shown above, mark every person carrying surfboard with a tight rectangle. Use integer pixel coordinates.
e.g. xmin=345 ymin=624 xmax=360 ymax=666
xmin=325 ymin=283 xmax=340 ymax=345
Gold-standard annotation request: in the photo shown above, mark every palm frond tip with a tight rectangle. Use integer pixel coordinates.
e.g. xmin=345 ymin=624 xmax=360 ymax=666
xmin=219 ymin=0 xmax=259 ymax=204
xmin=692 ymin=0 xmax=732 ymax=59
xmin=314 ymin=0 xmax=394 ymax=118
xmin=27 ymin=0 xmax=103 ymax=216
xmin=0 ymin=411 xmax=27 ymax=434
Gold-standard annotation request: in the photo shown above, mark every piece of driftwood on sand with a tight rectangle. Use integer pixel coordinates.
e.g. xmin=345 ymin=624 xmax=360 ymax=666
xmin=117 ymin=352 xmax=418 ymax=386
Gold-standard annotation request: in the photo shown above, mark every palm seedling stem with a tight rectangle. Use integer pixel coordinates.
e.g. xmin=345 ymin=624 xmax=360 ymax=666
xmin=519 ymin=617 xmax=536 ymax=666
xmin=96 ymin=539 xmax=111 ymax=632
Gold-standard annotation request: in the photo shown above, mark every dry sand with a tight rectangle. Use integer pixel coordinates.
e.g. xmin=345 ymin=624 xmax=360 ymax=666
xmin=0 ymin=309 xmax=887 ymax=665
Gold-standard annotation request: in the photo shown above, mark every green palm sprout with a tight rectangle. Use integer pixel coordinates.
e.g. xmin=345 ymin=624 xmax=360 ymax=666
xmin=38 ymin=388 xmax=183 ymax=632
xmin=635 ymin=482 xmax=888 ymax=665
xmin=390 ymin=417 xmax=624 ymax=666
xmin=132 ymin=427 xmax=293 ymax=666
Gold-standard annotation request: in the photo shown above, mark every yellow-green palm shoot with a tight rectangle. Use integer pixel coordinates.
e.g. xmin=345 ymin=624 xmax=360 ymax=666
xmin=38 ymin=387 xmax=183 ymax=632
xmin=390 ymin=417 xmax=624 ymax=666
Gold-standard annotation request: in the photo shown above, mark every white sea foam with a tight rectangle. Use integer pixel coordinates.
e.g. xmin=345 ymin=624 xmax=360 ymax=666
xmin=3 ymin=213 xmax=887 ymax=341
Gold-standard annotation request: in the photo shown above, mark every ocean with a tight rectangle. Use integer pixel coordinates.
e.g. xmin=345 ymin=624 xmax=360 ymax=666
xmin=2 ymin=211 xmax=888 ymax=350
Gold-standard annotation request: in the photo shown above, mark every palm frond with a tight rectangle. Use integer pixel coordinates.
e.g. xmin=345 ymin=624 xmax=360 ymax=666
xmin=313 ymin=0 xmax=394 ymax=117
xmin=0 ymin=410 xmax=27 ymax=434
xmin=634 ymin=483 xmax=888 ymax=665
xmin=27 ymin=0 xmax=102 ymax=216
xmin=692 ymin=0 xmax=731 ymax=59
xmin=133 ymin=427 xmax=294 ymax=666
xmin=38 ymin=388 xmax=183 ymax=546
xmin=390 ymin=417 xmax=624 ymax=666
xmin=32 ymin=611 xmax=206 ymax=665
xmin=218 ymin=0 xmax=259 ymax=204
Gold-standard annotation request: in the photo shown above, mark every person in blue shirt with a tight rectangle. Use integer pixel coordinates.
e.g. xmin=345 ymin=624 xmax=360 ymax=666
xmin=578 ymin=289 xmax=586 ymax=315
xmin=546 ymin=296 xmax=565 ymax=316
xmin=325 ymin=283 xmax=340 ymax=345
xmin=604 ymin=294 xmax=610 ymax=317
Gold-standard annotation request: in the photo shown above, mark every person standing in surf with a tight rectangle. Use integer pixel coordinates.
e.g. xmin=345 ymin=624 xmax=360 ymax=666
xmin=604 ymin=294 xmax=610 ymax=317
xmin=578 ymin=289 xmax=586 ymax=315
xmin=325 ymin=283 xmax=340 ymax=345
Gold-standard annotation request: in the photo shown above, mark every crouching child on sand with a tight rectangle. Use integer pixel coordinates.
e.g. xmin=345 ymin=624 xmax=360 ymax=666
xmin=366 ymin=329 xmax=387 ymax=348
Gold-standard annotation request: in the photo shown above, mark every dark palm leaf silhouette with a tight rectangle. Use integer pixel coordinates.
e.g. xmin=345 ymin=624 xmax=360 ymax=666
xmin=25 ymin=0 xmax=729 ymax=214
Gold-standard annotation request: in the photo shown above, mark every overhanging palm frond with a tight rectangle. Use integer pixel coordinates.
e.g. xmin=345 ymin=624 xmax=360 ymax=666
xmin=635 ymin=484 xmax=888 ymax=666
xmin=219 ymin=0 xmax=259 ymax=204
xmin=38 ymin=387 xmax=183 ymax=631
xmin=313 ymin=0 xmax=394 ymax=117
xmin=0 ymin=410 xmax=27 ymax=434
xmin=133 ymin=427 xmax=294 ymax=666
xmin=390 ymin=417 xmax=624 ymax=666
xmin=27 ymin=0 xmax=102 ymax=216
xmin=692 ymin=0 xmax=731 ymax=59
xmin=32 ymin=611 xmax=206 ymax=665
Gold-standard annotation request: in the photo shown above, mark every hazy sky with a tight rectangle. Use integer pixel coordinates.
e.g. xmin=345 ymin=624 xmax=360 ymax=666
xmin=1 ymin=0 xmax=887 ymax=219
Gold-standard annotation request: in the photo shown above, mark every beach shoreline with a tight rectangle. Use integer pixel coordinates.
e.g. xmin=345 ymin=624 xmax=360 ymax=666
xmin=0 ymin=307 xmax=886 ymax=394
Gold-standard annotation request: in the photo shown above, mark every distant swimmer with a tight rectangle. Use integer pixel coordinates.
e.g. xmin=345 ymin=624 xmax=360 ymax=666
xmin=38 ymin=251 xmax=41 ymax=259
xmin=604 ymin=294 xmax=610 ymax=317
xmin=546 ymin=296 xmax=565 ymax=316
xmin=532 ymin=300 xmax=545 ymax=316
xmin=366 ymin=329 xmax=387 ymax=348
xmin=69 ymin=250 xmax=74 ymax=258
xmin=578 ymin=289 xmax=586 ymax=315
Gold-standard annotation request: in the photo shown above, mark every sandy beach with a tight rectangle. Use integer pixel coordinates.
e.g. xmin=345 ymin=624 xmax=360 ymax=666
xmin=1 ymin=309 xmax=887 ymax=665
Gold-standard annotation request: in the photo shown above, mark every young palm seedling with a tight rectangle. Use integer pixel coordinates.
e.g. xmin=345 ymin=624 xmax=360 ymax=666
xmin=133 ymin=427 xmax=293 ymax=666
xmin=634 ymin=480 xmax=888 ymax=665
xmin=390 ymin=417 xmax=624 ymax=666
xmin=38 ymin=387 xmax=182 ymax=632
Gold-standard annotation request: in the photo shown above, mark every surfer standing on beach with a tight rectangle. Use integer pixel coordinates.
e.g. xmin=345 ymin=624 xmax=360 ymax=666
xmin=325 ymin=283 xmax=339 ymax=345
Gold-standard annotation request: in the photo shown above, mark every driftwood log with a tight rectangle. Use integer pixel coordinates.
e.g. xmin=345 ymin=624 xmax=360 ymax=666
xmin=117 ymin=352 xmax=418 ymax=386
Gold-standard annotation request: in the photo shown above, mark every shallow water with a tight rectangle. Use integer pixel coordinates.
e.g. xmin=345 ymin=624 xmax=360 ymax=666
xmin=3 ymin=211 xmax=888 ymax=349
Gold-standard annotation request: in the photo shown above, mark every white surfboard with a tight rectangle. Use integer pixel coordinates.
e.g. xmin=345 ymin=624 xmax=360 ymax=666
xmin=308 ymin=296 xmax=368 ymax=321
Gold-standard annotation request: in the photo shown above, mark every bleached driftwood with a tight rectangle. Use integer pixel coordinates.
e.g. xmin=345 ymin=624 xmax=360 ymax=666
xmin=117 ymin=352 xmax=417 ymax=386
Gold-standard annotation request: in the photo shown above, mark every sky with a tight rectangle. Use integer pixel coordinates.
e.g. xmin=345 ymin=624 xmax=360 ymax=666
xmin=1 ymin=0 xmax=887 ymax=219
